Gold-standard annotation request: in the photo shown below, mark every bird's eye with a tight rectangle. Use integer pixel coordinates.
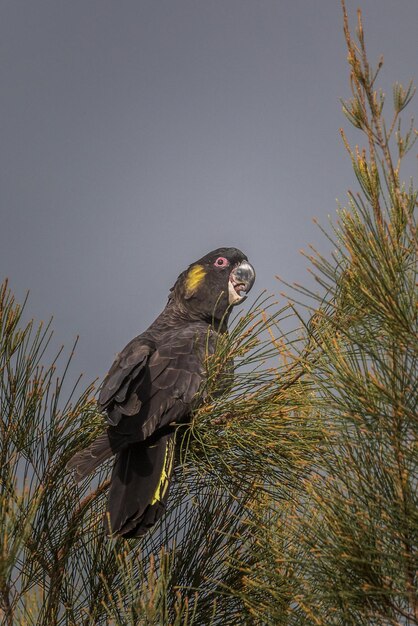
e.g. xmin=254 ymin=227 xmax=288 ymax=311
xmin=214 ymin=257 xmax=229 ymax=268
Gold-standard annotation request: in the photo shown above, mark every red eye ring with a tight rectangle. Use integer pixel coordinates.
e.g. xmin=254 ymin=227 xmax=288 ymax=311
xmin=214 ymin=256 xmax=229 ymax=268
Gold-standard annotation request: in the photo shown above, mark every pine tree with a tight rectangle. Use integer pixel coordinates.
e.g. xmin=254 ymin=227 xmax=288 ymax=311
xmin=0 ymin=3 xmax=416 ymax=625
xmin=0 ymin=280 xmax=318 ymax=625
xmin=237 ymin=3 xmax=417 ymax=624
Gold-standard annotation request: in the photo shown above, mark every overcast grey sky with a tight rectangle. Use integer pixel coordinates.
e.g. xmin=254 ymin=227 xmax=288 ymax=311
xmin=1 ymin=0 xmax=417 ymax=385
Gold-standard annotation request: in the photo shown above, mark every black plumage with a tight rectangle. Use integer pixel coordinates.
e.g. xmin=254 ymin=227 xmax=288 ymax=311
xmin=67 ymin=247 xmax=255 ymax=537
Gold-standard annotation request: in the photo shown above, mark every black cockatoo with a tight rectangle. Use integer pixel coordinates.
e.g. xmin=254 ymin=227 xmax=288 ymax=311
xmin=67 ymin=248 xmax=255 ymax=538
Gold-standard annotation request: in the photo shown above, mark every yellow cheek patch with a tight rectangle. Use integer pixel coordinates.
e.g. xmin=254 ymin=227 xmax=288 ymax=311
xmin=185 ymin=264 xmax=206 ymax=295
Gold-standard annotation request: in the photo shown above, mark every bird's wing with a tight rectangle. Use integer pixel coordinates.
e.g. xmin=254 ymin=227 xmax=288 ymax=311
xmin=98 ymin=336 xmax=153 ymax=417
xmin=105 ymin=324 xmax=212 ymax=537
xmin=107 ymin=323 xmax=210 ymax=442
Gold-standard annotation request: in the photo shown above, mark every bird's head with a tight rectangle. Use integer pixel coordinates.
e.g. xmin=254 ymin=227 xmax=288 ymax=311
xmin=171 ymin=247 xmax=255 ymax=326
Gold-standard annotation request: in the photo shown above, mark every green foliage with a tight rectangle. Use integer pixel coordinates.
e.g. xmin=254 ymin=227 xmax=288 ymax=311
xmin=305 ymin=4 xmax=417 ymax=621
xmin=0 ymin=280 xmax=319 ymax=625
xmin=236 ymin=3 xmax=417 ymax=624
xmin=0 ymin=3 xmax=416 ymax=625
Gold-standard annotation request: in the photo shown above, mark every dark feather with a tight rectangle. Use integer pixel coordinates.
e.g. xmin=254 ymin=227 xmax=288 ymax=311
xmin=66 ymin=433 xmax=113 ymax=481
xmin=106 ymin=431 xmax=175 ymax=537
xmin=98 ymin=341 xmax=151 ymax=408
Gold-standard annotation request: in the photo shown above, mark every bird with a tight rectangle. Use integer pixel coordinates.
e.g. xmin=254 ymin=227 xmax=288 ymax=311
xmin=67 ymin=247 xmax=255 ymax=538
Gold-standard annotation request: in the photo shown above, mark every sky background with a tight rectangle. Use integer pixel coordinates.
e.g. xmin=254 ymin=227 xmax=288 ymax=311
xmin=1 ymin=0 xmax=417 ymax=389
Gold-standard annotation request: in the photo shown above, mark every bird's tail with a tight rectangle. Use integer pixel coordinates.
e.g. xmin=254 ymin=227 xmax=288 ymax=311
xmin=105 ymin=431 xmax=176 ymax=538
xmin=67 ymin=432 xmax=116 ymax=481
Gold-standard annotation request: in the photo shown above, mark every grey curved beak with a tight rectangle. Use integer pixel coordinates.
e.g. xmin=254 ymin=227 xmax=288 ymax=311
xmin=228 ymin=260 xmax=256 ymax=304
